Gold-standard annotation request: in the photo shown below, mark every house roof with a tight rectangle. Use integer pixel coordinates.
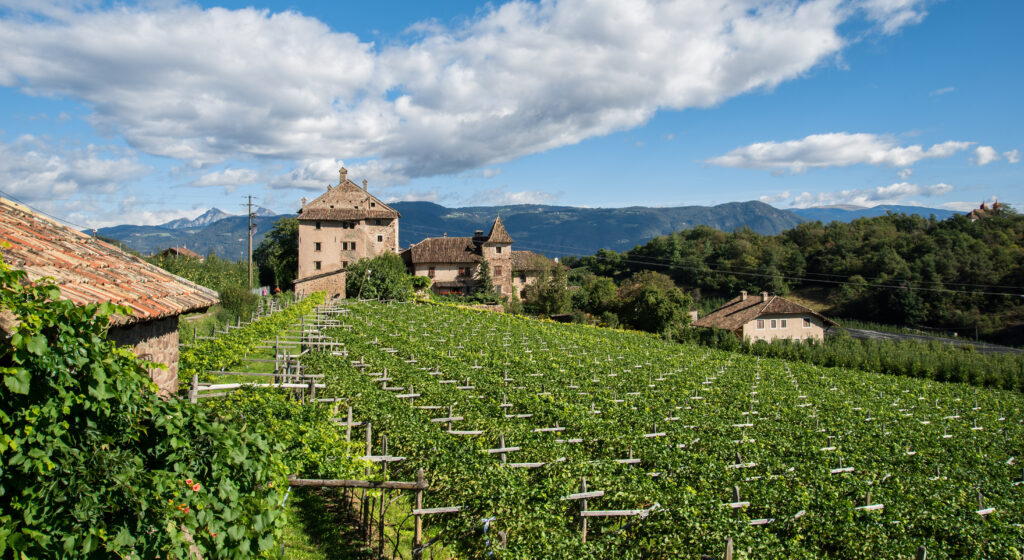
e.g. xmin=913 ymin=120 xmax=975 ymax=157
xmin=486 ymin=216 xmax=513 ymax=244
xmin=511 ymin=250 xmax=553 ymax=272
xmin=403 ymin=237 xmax=481 ymax=265
xmin=297 ymin=167 xmax=400 ymax=221
xmin=693 ymin=293 xmax=837 ymax=331
xmin=0 ymin=197 xmax=219 ymax=326
xmin=294 ymin=268 xmax=347 ymax=284
xmin=161 ymin=246 xmax=202 ymax=259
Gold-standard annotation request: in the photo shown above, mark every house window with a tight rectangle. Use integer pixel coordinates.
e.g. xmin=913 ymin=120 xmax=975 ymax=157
xmin=520 ymin=273 xmax=526 ymax=282
xmin=315 ymin=221 xmax=322 ymax=230
xmin=314 ymin=261 xmax=322 ymax=270
xmin=780 ymin=319 xmax=788 ymax=329
xmin=756 ymin=319 xmax=765 ymax=330
xmin=496 ymin=246 xmax=502 ymax=254
xmin=377 ymin=235 xmax=383 ymax=242
xmin=342 ymin=221 xmax=355 ymax=229
xmin=494 ymin=265 xmax=502 ymax=276
xmin=314 ymin=242 xmax=321 ymax=252
xmin=342 ymin=242 xmax=348 ymax=250
xmin=370 ymin=202 xmax=376 ymax=207
xmin=770 ymin=319 xmax=777 ymax=329
xmin=428 ymin=267 xmax=435 ymax=278
xmin=351 ymin=241 xmax=356 ymax=251
xmin=342 ymin=261 xmax=348 ymax=269
xmin=803 ymin=317 xmax=812 ymax=328
xmin=459 ymin=267 xmax=469 ymax=277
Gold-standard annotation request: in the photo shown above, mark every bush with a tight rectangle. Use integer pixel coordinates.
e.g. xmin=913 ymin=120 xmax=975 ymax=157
xmin=0 ymin=258 xmax=287 ymax=558
xmin=219 ymin=286 xmax=258 ymax=318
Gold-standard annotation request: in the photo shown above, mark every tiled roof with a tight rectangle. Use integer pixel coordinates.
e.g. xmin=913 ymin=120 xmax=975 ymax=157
xmin=403 ymin=237 xmax=482 ymax=264
xmin=0 ymin=197 xmax=219 ymax=326
xmin=693 ymin=293 xmax=837 ymax=331
xmin=486 ymin=216 xmax=513 ymax=244
xmin=161 ymin=246 xmax=202 ymax=259
xmin=294 ymin=268 xmax=347 ymax=284
xmin=298 ymin=208 xmax=399 ymax=221
xmin=510 ymin=250 xmax=552 ymax=271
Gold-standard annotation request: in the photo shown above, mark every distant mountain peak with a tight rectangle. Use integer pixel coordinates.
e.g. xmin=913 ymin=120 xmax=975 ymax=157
xmin=161 ymin=207 xmax=234 ymax=229
xmin=254 ymin=206 xmax=277 ymax=217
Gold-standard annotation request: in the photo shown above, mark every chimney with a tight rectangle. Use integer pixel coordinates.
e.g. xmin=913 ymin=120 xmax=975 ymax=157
xmin=443 ymin=232 xmax=447 ymax=237
xmin=740 ymin=290 xmax=747 ymax=301
xmin=362 ymin=179 xmax=368 ymax=191
xmin=761 ymin=292 xmax=769 ymax=302
xmin=301 ymin=197 xmax=307 ymax=208
xmin=339 ymin=166 xmax=348 ymax=184
xmin=474 ymin=230 xmax=484 ymax=237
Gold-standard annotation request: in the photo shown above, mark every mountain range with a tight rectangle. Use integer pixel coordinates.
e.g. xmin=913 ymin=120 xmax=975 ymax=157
xmin=95 ymin=201 xmax=960 ymax=262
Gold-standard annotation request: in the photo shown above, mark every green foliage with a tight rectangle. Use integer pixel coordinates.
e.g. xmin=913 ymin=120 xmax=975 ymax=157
xmin=617 ymin=270 xmax=693 ymax=337
xmin=204 ymin=389 xmax=368 ymax=480
xmin=522 ymin=265 xmax=571 ymax=316
xmin=346 ymin=253 xmax=414 ymax=301
xmin=145 ymin=253 xmax=249 ymax=296
xmin=179 ymin=293 xmax=325 ymax=385
xmin=219 ymin=285 xmax=259 ymax=318
xmin=254 ymin=217 xmax=299 ymax=291
xmin=475 ymin=258 xmax=496 ymax=297
xmin=410 ymin=275 xmax=432 ymax=291
xmin=567 ymin=209 xmax=1024 ymax=338
xmin=0 ymin=258 xmax=288 ymax=558
xmin=307 ymin=300 xmax=1024 ymax=559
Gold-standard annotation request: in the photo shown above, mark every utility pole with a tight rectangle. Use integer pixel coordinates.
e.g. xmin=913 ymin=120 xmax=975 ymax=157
xmin=247 ymin=195 xmax=255 ymax=290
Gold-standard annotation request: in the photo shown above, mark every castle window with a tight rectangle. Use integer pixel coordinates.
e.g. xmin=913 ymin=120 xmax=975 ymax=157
xmin=342 ymin=242 xmax=348 ymax=250
xmin=314 ymin=242 xmax=321 ymax=252
xmin=315 ymin=221 xmax=322 ymax=230
xmin=314 ymin=261 xmax=322 ymax=270
xmin=342 ymin=261 xmax=348 ymax=269
xmin=496 ymin=246 xmax=502 ymax=254
xmin=428 ymin=267 xmax=435 ymax=278
xmin=370 ymin=202 xmax=376 ymax=207
xmin=377 ymin=235 xmax=383 ymax=242
xmin=494 ymin=266 xmax=503 ymax=276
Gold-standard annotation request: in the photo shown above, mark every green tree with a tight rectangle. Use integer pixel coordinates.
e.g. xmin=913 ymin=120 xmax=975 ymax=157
xmin=346 ymin=253 xmax=414 ymax=301
xmin=523 ymin=265 xmax=571 ymax=316
xmin=617 ymin=270 xmax=693 ymax=337
xmin=253 ymin=217 xmax=298 ymax=290
xmin=476 ymin=258 xmax=496 ymax=296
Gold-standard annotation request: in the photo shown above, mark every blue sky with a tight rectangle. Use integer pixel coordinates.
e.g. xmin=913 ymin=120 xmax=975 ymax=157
xmin=0 ymin=0 xmax=1020 ymax=227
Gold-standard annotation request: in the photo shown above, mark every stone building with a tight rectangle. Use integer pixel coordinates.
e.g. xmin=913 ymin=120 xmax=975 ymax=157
xmin=693 ymin=291 xmax=836 ymax=342
xmin=0 ymin=196 xmax=219 ymax=396
xmin=401 ymin=217 xmax=551 ymax=300
xmin=294 ymin=167 xmax=401 ymax=298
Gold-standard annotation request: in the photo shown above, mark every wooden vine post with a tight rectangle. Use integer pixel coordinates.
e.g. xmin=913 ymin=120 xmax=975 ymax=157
xmin=378 ymin=435 xmax=388 ymax=559
xmin=580 ymin=477 xmax=589 ymax=543
xmin=413 ymin=468 xmax=425 ymax=560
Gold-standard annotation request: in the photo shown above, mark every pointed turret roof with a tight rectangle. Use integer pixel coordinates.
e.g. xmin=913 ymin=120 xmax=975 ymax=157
xmin=486 ymin=216 xmax=513 ymax=244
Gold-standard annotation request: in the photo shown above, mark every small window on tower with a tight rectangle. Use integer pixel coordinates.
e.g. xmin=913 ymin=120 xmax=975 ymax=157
xmin=342 ymin=242 xmax=348 ymax=250
xmin=314 ymin=261 xmax=322 ymax=270
xmin=351 ymin=242 xmax=357 ymax=251
xmin=314 ymin=242 xmax=321 ymax=251
xmin=342 ymin=261 xmax=348 ymax=269
xmin=496 ymin=246 xmax=502 ymax=254
xmin=370 ymin=202 xmax=376 ymax=207
xmin=377 ymin=235 xmax=383 ymax=242
xmin=315 ymin=221 xmax=322 ymax=230
xmin=494 ymin=266 xmax=503 ymax=276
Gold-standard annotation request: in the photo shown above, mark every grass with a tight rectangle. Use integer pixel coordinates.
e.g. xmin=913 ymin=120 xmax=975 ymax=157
xmin=277 ymin=488 xmax=374 ymax=560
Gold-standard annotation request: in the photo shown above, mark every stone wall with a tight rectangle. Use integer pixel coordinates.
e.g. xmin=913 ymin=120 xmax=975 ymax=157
xmin=297 ymin=218 xmax=399 ymax=280
xmin=295 ymin=270 xmax=347 ymax=299
xmin=741 ymin=314 xmax=826 ymax=342
xmin=108 ymin=316 xmax=180 ymax=397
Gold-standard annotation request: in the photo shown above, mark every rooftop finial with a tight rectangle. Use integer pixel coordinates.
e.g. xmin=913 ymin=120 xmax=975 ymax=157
xmin=362 ymin=179 xmax=368 ymax=191
xmin=339 ymin=166 xmax=348 ymax=184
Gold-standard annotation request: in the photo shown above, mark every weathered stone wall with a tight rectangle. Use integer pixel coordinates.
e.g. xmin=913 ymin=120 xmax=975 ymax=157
xmin=741 ymin=314 xmax=826 ymax=342
xmin=108 ymin=316 xmax=180 ymax=397
xmin=298 ymin=218 xmax=399 ymax=281
xmin=481 ymin=243 xmax=513 ymax=296
xmin=295 ymin=270 xmax=347 ymax=299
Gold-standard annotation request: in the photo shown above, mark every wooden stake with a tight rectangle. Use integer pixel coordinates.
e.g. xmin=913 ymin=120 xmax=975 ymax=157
xmin=413 ymin=468 xmax=425 ymax=560
xmin=379 ymin=435 xmax=387 ymax=558
xmin=580 ymin=477 xmax=589 ymax=543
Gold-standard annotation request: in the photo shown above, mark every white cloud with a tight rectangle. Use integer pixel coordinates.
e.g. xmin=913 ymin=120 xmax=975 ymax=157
xmin=707 ymin=132 xmax=972 ymax=173
xmin=897 ymin=167 xmax=912 ymax=179
xmin=973 ymin=146 xmax=1000 ymax=166
xmin=929 ymin=86 xmax=954 ymax=96
xmin=463 ymin=186 xmax=559 ymax=206
xmin=0 ymin=1 xmax=922 ymax=182
xmin=758 ymin=190 xmax=791 ymax=204
xmin=790 ymin=181 xmax=954 ymax=208
xmin=480 ymin=168 xmax=502 ymax=179
xmin=940 ymin=197 xmax=998 ymax=212
xmin=1003 ymin=149 xmax=1020 ymax=164
xmin=268 ymin=158 xmax=345 ymax=191
xmin=0 ymin=135 xmax=150 ymax=201
xmin=191 ymin=167 xmax=260 ymax=187
xmin=384 ymin=190 xmax=440 ymax=203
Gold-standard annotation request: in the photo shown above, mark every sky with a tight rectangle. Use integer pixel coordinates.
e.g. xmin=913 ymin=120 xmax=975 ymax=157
xmin=0 ymin=0 xmax=1020 ymax=228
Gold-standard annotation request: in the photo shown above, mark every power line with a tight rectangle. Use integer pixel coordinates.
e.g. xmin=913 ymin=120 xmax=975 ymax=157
xmin=0 ymin=189 xmax=95 ymax=233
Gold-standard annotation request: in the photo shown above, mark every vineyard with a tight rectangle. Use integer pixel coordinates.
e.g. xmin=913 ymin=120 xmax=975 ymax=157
xmin=291 ymin=300 xmax=1024 ymax=559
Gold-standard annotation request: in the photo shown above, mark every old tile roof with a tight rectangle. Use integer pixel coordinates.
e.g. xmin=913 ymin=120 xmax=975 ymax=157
xmin=294 ymin=268 xmax=347 ymax=284
xmin=403 ymin=237 xmax=481 ymax=265
xmin=693 ymin=293 xmax=837 ymax=331
xmin=510 ymin=250 xmax=553 ymax=272
xmin=0 ymin=197 xmax=219 ymax=326
xmin=486 ymin=216 xmax=513 ymax=244
xmin=161 ymin=246 xmax=202 ymax=259
xmin=298 ymin=168 xmax=400 ymax=221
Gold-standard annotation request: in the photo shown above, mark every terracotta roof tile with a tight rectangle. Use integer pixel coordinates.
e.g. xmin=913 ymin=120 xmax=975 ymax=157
xmin=486 ymin=216 xmax=513 ymax=244
xmin=693 ymin=293 xmax=837 ymax=331
xmin=0 ymin=197 xmax=219 ymax=326
xmin=403 ymin=237 xmax=482 ymax=264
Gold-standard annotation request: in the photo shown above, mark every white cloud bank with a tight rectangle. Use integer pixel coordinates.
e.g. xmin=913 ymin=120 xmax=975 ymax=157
xmin=0 ymin=0 xmax=928 ymax=184
xmin=191 ymin=167 xmax=261 ymax=187
xmin=707 ymin=132 xmax=972 ymax=173
xmin=973 ymin=145 xmax=1000 ymax=166
xmin=761 ymin=181 xmax=954 ymax=208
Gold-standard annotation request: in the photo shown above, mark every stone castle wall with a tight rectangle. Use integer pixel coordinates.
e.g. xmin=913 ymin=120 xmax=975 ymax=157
xmin=108 ymin=316 xmax=180 ymax=397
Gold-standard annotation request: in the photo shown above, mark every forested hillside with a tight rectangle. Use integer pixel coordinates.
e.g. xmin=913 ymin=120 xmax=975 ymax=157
xmin=564 ymin=207 xmax=1024 ymax=339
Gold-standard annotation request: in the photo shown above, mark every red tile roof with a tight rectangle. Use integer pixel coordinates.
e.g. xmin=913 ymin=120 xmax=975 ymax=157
xmin=0 ymin=197 xmax=219 ymax=326
xmin=693 ymin=292 xmax=836 ymax=331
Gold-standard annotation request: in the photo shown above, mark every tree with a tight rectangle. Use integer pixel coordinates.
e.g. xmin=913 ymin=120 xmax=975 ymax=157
xmin=345 ymin=253 xmax=413 ymax=301
xmin=617 ymin=270 xmax=693 ymax=337
xmin=523 ymin=265 xmax=571 ymax=316
xmin=476 ymin=258 xmax=496 ymax=296
xmin=253 ymin=217 xmax=298 ymax=290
